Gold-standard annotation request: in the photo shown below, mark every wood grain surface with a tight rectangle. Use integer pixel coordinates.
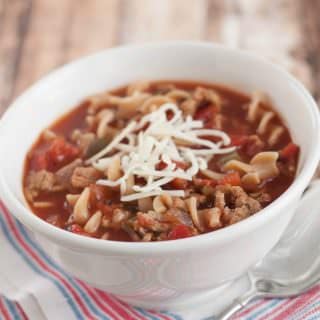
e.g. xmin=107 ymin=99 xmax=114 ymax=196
xmin=0 ymin=0 xmax=319 ymax=115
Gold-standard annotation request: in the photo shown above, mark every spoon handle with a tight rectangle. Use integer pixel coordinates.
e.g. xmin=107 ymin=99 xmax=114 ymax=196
xmin=214 ymin=288 xmax=257 ymax=320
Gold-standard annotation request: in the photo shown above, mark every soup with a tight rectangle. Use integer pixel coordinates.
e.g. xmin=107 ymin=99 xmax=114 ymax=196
xmin=23 ymin=81 xmax=299 ymax=241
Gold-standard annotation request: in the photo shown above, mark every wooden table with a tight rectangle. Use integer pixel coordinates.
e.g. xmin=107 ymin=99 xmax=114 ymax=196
xmin=1 ymin=0 xmax=320 ymax=116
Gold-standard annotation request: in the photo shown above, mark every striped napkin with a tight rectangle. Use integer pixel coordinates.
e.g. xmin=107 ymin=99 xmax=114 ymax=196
xmin=0 ymin=200 xmax=319 ymax=320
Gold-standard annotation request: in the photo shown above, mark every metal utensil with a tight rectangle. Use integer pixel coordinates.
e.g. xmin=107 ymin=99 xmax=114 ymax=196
xmin=214 ymin=180 xmax=320 ymax=320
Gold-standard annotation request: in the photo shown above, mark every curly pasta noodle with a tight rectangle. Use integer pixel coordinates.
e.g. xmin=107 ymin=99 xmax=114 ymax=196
xmin=23 ymin=80 xmax=298 ymax=241
xmin=247 ymin=92 xmax=284 ymax=145
xmin=73 ymin=187 xmax=90 ymax=224
xmin=224 ymin=151 xmax=279 ymax=189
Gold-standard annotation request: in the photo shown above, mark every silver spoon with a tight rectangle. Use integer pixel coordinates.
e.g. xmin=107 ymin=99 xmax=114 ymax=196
xmin=214 ymin=180 xmax=320 ymax=320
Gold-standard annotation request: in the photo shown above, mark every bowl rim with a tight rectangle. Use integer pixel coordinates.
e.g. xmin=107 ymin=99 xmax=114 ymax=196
xmin=1 ymin=41 xmax=320 ymax=255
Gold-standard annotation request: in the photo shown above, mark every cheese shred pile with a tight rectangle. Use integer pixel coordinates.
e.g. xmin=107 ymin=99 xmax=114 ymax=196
xmin=86 ymin=103 xmax=236 ymax=201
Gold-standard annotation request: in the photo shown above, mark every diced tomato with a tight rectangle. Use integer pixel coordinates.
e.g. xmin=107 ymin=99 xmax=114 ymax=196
xmin=169 ymin=178 xmax=189 ymax=190
xmin=69 ymin=224 xmax=91 ymax=237
xmin=135 ymin=176 xmax=146 ymax=185
xmin=218 ymin=172 xmax=241 ymax=186
xmin=230 ymin=134 xmax=249 ymax=147
xmin=166 ymin=110 xmax=174 ymax=120
xmin=70 ymin=224 xmax=83 ymax=233
xmin=137 ymin=212 xmax=154 ymax=228
xmin=194 ymin=105 xmax=217 ymax=128
xmin=280 ymin=143 xmax=299 ymax=161
xmin=157 ymin=160 xmax=189 ymax=189
xmin=156 ymin=160 xmax=189 ymax=171
xmin=31 ymin=137 xmax=78 ymax=171
xmin=47 ymin=137 xmax=79 ymax=167
xmin=168 ymin=224 xmax=192 ymax=240
xmin=194 ymin=177 xmax=217 ymax=187
xmin=156 ymin=161 xmax=167 ymax=170
xmin=33 ymin=153 xmax=49 ymax=170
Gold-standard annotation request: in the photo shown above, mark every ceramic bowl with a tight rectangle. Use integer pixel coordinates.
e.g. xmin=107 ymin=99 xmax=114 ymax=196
xmin=0 ymin=42 xmax=319 ymax=311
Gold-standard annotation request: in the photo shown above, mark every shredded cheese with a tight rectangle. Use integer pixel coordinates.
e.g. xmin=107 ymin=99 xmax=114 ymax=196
xmin=87 ymin=121 xmax=137 ymax=163
xmin=89 ymin=102 xmax=235 ymax=201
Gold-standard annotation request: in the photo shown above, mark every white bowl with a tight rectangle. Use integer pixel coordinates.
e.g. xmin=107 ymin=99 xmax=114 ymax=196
xmin=0 ymin=42 xmax=319 ymax=312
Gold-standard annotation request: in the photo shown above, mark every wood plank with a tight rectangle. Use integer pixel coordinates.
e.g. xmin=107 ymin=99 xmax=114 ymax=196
xmin=63 ymin=0 xmax=119 ymax=61
xmin=12 ymin=0 xmax=73 ymax=98
xmin=0 ymin=0 xmax=5 ymax=32
xmin=205 ymin=0 xmax=226 ymax=41
xmin=6 ymin=0 xmax=317 ymax=110
xmin=13 ymin=0 xmax=120 ymax=100
xmin=296 ymin=0 xmax=320 ymax=177
xmin=206 ymin=0 xmax=313 ymax=91
xmin=118 ymin=0 xmax=207 ymax=43
xmin=297 ymin=0 xmax=320 ymax=99
xmin=0 ymin=0 xmax=32 ymax=114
